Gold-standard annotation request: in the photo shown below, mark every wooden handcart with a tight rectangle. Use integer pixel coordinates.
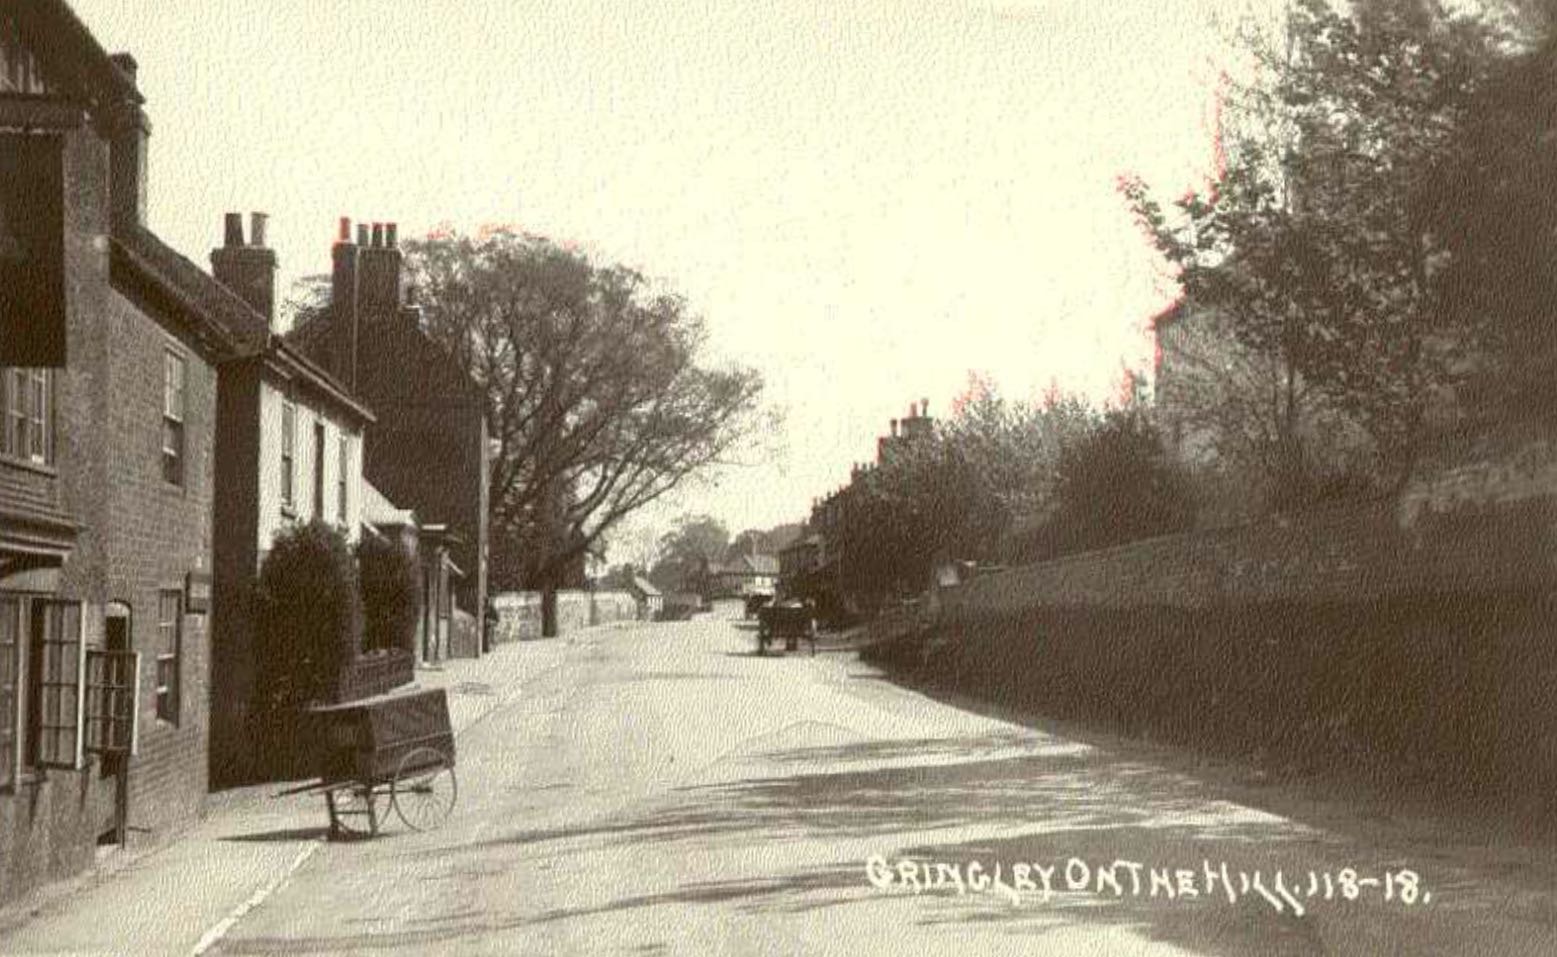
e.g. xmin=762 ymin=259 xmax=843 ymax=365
xmin=277 ymin=686 xmax=458 ymax=840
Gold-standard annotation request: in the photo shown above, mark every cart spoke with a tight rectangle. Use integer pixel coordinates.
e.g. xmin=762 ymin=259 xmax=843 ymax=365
xmin=392 ymin=747 xmax=458 ymax=832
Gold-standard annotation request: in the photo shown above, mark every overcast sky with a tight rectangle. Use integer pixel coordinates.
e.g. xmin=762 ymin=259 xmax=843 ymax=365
xmin=73 ymin=0 xmax=1241 ymax=561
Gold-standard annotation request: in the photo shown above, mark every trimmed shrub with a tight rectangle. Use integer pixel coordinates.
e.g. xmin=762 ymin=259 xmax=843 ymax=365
xmin=255 ymin=520 xmax=363 ymax=710
xmin=357 ymin=533 xmax=420 ymax=657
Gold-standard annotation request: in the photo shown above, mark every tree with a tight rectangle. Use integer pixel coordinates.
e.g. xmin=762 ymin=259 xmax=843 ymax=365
xmin=648 ymin=514 xmax=730 ymax=595
xmin=1426 ymin=22 xmax=1557 ymax=416
xmin=594 ymin=563 xmax=640 ymax=591
xmin=724 ymin=523 xmax=803 ymax=563
xmin=1036 ymin=408 xmax=1195 ymax=559
xmin=1124 ymin=0 xmax=1503 ymax=502
xmin=401 ymin=230 xmax=765 ymax=635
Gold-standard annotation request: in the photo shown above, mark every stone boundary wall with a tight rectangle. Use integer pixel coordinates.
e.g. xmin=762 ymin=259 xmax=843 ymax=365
xmin=490 ymin=590 xmax=639 ymax=642
xmin=872 ymin=431 xmax=1557 ymax=814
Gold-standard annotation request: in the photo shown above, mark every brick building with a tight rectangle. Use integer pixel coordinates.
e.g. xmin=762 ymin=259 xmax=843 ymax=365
xmin=0 ymin=2 xmax=230 ymax=905
xmin=290 ymin=221 xmax=491 ymax=661
xmin=782 ymin=401 xmax=936 ymax=617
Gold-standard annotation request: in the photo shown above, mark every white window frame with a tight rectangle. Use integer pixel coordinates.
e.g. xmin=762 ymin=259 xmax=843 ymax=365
xmin=0 ymin=593 xmax=87 ymax=789
xmin=162 ymin=350 xmax=186 ymax=486
xmin=337 ymin=434 xmax=349 ymax=525
xmin=1 ymin=368 xmax=53 ymax=466
xmin=155 ymin=590 xmax=181 ymax=725
xmin=280 ymin=401 xmax=297 ymax=511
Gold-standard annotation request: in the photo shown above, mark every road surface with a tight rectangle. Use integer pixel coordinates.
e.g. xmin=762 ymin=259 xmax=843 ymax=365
xmin=180 ymin=609 xmax=1557 ymax=954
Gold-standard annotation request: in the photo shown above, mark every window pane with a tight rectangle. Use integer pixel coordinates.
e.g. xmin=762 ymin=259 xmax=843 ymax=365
xmin=33 ymin=600 xmax=82 ymax=768
xmin=5 ymin=370 xmax=22 ymax=456
xmin=0 ymin=596 xmax=18 ymax=785
xmin=156 ymin=591 xmax=181 ymax=724
xmin=162 ymin=419 xmax=184 ymax=485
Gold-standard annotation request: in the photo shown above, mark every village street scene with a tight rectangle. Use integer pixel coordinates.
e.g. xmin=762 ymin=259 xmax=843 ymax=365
xmin=2 ymin=0 xmax=1557 ymax=954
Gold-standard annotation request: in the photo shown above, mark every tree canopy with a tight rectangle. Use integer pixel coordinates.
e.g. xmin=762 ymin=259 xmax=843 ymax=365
xmin=399 ymin=230 xmax=766 ymax=595
xmin=1123 ymin=0 xmax=1507 ymax=501
xmin=648 ymin=514 xmax=730 ymax=594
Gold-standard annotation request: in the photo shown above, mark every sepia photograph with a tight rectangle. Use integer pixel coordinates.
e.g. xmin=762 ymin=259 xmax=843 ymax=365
xmin=1 ymin=0 xmax=1555 ymax=953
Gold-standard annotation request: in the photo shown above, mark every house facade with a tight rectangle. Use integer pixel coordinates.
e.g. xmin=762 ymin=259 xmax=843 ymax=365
xmin=627 ymin=575 xmax=663 ymax=621
xmin=713 ymin=554 xmax=779 ymax=598
xmin=289 ymin=220 xmax=491 ymax=661
xmin=203 ymin=213 xmax=375 ymax=787
xmin=1 ymin=4 xmax=227 ymax=905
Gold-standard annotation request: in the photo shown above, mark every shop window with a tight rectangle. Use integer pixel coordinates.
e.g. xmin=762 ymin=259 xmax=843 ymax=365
xmin=0 ymin=593 xmax=85 ymax=788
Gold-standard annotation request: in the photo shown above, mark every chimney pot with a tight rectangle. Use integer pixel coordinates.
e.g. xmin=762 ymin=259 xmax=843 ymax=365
xmin=109 ymin=52 xmax=139 ymax=85
xmin=222 ymin=212 xmax=244 ymax=247
xmin=371 ymin=223 xmax=384 ymax=247
xmin=921 ymin=398 xmax=929 ymax=416
xmin=386 ymin=223 xmax=398 ymax=248
xmin=338 ymin=217 xmax=352 ymax=243
xmin=356 ymin=223 xmax=370 ymax=246
xmin=890 ymin=418 xmax=898 ymax=436
xmin=249 ymin=212 xmax=268 ymax=247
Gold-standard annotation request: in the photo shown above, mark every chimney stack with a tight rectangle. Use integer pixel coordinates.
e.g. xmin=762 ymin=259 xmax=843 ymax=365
xmin=331 ymin=217 xmax=363 ymax=390
xmin=211 ymin=210 xmax=278 ymax=328
xmin=107 ymin=53 xmax=150 ymax=228
xmin=330 ymin=216 xmax=407 ymax=391
xmin=358 ymin=219 xmax=404 ymax=320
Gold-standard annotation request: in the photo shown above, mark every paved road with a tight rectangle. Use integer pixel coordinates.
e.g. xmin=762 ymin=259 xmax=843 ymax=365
xmin=21 ymin=609 xmax=1549 ymax=955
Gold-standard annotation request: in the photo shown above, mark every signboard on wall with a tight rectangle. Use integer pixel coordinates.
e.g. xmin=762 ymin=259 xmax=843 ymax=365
xmin=0 ymin=134 xmax=66 ymax=366
xmin=185 ymin=572 xmax=212 ymax=615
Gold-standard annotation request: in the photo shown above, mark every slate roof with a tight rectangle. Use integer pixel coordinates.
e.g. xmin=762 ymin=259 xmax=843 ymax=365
xmin=112 ymin=227 xmax=374 ymax=424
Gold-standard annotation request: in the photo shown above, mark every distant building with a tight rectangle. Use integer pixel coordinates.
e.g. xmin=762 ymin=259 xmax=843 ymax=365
xmin=783 ymin=399 xmax=935 ymax=617
xmin=289 ymin=220 xmax=491 ymax=660
xmin=626 ymin=575 xmax=663 ymax=620
xmin=715 ymin=553 xmax=779 ymax=597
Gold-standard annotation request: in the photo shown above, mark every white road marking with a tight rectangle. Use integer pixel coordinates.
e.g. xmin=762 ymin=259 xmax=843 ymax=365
xmin=190 ymin=840 xmax=322 ymax=956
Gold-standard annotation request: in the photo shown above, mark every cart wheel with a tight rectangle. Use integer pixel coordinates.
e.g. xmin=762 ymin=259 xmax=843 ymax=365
xmin=392 ymin=747 xmax=457 ymax=832
xmin=327 ymin=784 xmax=382 ymax=839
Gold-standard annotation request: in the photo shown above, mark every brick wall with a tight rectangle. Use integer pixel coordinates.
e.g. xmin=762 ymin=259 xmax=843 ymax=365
xmin=102 ymin=283 xmax=219 ymax=833
xmin=2 ymin=114 xmax=218 ymax=903
xmin=0 ymin=122 xmax=116 ymax=907
xmin=347 ymin=315 xmax=488 ymax=635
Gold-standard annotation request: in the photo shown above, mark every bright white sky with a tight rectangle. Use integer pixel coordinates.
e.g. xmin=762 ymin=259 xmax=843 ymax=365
xmin=73 ymin=0 xmax=1251 ymax=563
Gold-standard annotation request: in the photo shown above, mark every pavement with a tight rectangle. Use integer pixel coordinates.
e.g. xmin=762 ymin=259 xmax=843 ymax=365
xmin=2 ymin=606 xmax=1555 ymax=955
xmin=0 ymin=629 xmax=577 ymax=957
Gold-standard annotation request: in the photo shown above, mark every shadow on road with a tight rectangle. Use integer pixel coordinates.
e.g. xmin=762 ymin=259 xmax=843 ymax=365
xmin=221 ymin=826 xmax=332 ymax=844
xmin=399 ymin=716 xmax=1557 ymax=956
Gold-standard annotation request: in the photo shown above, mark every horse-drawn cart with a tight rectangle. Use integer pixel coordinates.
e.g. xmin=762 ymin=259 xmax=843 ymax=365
xmin=756 ymin=600 xmax=816 ymax=655
xmin=276 ymin=686 xmax=458 ymax=839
